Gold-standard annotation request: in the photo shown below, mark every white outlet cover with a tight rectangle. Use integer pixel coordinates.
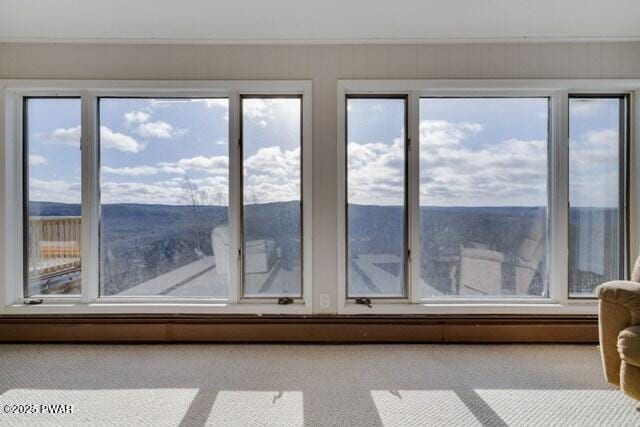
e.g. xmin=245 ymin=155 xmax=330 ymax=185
xmin=319 ymin=294 xmax=330 ymax=308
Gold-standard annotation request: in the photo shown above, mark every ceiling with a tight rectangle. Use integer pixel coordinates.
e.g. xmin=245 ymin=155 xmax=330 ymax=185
xmin=1 ymin=0 xmax=639 ymax=44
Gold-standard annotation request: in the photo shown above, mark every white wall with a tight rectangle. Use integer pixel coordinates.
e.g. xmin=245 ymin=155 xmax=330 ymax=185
xmin=1 ymin=42 xmax=639 ymax=313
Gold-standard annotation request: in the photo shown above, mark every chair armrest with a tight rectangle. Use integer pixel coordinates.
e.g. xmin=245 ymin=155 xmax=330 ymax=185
xmin=597 ymin=280 xmax=640 ymax=387
xmin=597 ymin=281 xmax=640 ymax=321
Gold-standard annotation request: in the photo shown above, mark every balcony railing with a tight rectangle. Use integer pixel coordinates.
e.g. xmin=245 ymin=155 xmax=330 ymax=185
xmin=28 ymin=216 xmax=81 ymax=281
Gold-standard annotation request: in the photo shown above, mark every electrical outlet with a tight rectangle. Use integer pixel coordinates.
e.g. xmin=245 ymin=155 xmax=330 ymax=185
xmin=319 ymin=293 xmax=330 ymax=309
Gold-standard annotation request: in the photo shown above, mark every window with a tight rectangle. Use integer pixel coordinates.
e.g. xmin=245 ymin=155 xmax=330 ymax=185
xmin=419 ymin=98 xmax=549 ymax=298
xmin=346 ymin=97 xmax=407 ymax=298
xmin=569 ymin=96 xmax=628 ymax=297
xmin=338 ymin=80 xmax=635 ymax=314
xmin=241 ymin=97 xmax=302 ymax=298
xmin=99 ymin=98 xmax=230 ymax=297
xmin=4 ymin=79 xmax=639 ymax=317
xmin=3 ymin=80 xmax=311 ymax=313
xmin=23 ymin=97 xmax=82 ymax=297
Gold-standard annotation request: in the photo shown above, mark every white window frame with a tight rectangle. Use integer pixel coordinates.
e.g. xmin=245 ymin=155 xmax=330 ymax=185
xmin=0 ymin=80 xmax=312 ymax=315
xmin=337 ymin=79 xmax=640 ymax=315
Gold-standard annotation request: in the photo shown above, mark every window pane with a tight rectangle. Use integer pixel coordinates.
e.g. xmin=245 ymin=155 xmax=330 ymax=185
xmin=569 ymin=97 xmax=623 ymax=297
xmin=346 ymin=98 xmax=406 ymax=298
xmin=99 ymin=98 xmax=229 ymax=297
xmin=241 ymin=97 xmax=302 ymax=298
xmin=24 ymin=98 xmax=82 ymax=297
xmin=420 ymin=98 xmax=548 ymax=298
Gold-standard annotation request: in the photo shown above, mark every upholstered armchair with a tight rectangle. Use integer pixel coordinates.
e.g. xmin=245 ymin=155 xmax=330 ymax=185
xmin=597 ymin=256 xmax=640 ymax=401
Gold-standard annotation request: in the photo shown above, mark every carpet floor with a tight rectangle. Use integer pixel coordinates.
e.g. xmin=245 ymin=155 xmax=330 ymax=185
xmin=0 ymin=344 xmax=638 ymax=426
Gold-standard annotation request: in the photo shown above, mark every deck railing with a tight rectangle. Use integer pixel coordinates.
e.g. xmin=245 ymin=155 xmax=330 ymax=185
xmin=28 ymin=216 xmax=81 ymax=279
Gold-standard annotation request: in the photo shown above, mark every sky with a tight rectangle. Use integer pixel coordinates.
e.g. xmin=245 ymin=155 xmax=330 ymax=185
xmin=27 ymin=97 xmax=301 ymax=207
xmin=569 ymin=97 xmax=621 ymax=209
xmin=347 ymin=97 xmax=621 ymax=207
xmin=27 ymin=98 xmax=82 ymax=205
xmin=27 ymin=95 xmax=620 ymax=209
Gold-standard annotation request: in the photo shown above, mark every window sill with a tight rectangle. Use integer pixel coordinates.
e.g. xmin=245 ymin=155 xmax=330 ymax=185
xmin=339 ymin=301 xmax=598 ymax=315
xmin=0 ymin=301 xmax=313 ymax=315
xmin=2 ymin=299 xmax=597 ymax=316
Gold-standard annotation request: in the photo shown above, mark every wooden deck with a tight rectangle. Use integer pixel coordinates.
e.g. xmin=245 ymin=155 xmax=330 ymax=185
xmin=349 ymin=254 xmax=443 ymax=297
xmin=119 ymin=256 xmax=301 ymax=298
xmin=27 ymin=216 xmax=82 ymax=296
xmin=117 ymin=254 xmax=440 ymax=299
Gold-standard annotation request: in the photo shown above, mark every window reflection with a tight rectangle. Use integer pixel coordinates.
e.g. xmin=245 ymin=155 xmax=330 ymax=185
xmin=25 ymin=98 xmax=82 ymax=297
xmin=346 ymin=97 xmax=407 ymax=298
xmin=569 ymin=97 xmax=624 ymax=297
xmin=99 ymin=98 xmax=230 ymax=297
xmin=241 ymin=97 xmax=302 ymax=298
xmin=419 ymin=98 xmax=549 ymax=298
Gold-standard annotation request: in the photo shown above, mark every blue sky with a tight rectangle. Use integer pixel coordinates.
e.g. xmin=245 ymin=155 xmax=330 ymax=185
xmin=99 ymin=98 xmax=229 ymax=205
xmin=27 ymin=98 xmax=82 ymax=204
xmin=27 ymin=96 xmax=619 ymax=208
xmin=27 ymin=97 xmax=301 ymax=206
xmin=347 ymin=98 xmax=405 ymax=206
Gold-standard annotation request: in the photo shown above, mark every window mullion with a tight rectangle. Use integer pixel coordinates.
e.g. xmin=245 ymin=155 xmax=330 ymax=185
xmin=408 ymin=91 xmax=421 ymax=303
xmin=336 ymin=85 xmax=347 ymax=311
xmin=550 ymin=91 xmax=569 ymax=304
xmin=3 ymin=91 xmax=22 ymax=305
xmin=0 ymin=88 xmax=6 ymax=305
xmin=228 ymin=91 xmax=241 ymax=304
xmin=631 ymin=91 xmax=640 ymax=272
xmin=621 ymin=95 xmax=630 ymax=280
xmin=301 ymin=88 xmax=313 ymax=310
xmin=80 ymin=92 xmax=99 ymax=303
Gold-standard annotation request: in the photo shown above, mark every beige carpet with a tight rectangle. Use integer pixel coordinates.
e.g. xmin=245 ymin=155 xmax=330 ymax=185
xmin=0 ymin=344 xmax=638 ymax=426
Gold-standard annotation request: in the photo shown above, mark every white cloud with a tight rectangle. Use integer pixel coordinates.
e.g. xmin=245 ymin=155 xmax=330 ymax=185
xmin=147 ymin=99 xmax=190 ymax=108
xmin=148 ymin=98 xmax=227 ymax=110
xmin=103 ymin=164 xmax=189 ymax=176
xmin=243 ymin=98 xmax=299 ymax=127
xmin=103 ymin=166 xmax=163 ymax=176
xmin=103 ymin=154 xmax=230 ymax=180
xmin=124 ymin=110 xmax=150 ymax=125
xmin=137 ymin=121 xmax=176 ymax=139
xmin=244 ymin=146 xmax=300 ymax=203
xmin=100 ymin=126 xmax=144 ymax=153
xmin=36 ymin=125 xmax=81 ymax=147
xmin=570 ymin=129 xmax=618 ymax=165
xmin=100 ymin=146 xmax=302 ymax=204
xmin=29 ymin=154 xmax=47 ymax=166
xmin=348 ymin=138 xmax=405 ymax=206
xmin=570 ymin=100 xmax=602 ymax=117
xmin=165 ymin=155 xmax=229 ymax=175
xmin=420 ymin=120 xmax=483 ymax=147
xmin=101 ymin=180 xmax=183 ymax=205
xmin=203 ymin=99 xmax=229 ymax=108
xmin=148 ymin=98 xmax=227 ymax=108
xmin=100 ymin=176 xmax=229 ymax=206
xmin=348 ymin=120 xmax=548 ymax=207
xmin=124 ymin=107 xmax=186 ymax=139
xmin=244 ymin=99 xmax=271 ymax=125
xmin=202 ymin=99 xmax=229 ymax=121
xmin=569 ymin=128 xmax=619 ymax=207
xmin=36 ymin=125 xmax=143 ymax=153
xmin=419 ymin=120 xmax=547 ymax=207
xmin=29 ymin=178 xmax=80 ymax=204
